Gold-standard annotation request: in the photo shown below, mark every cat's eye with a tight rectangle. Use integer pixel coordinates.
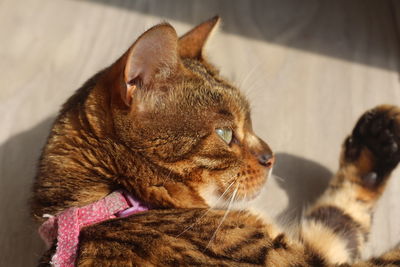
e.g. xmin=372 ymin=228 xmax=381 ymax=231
xmin=216 ymin=128 xmax=233 ymax=144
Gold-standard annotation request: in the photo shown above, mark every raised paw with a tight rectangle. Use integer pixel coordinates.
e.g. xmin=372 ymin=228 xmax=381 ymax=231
xmin=344 ymin=105 xmax=400 ymax=187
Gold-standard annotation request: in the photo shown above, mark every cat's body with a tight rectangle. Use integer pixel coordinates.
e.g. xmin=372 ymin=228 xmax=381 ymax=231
xmin=32 ymin=17 xmax=400 ymax=266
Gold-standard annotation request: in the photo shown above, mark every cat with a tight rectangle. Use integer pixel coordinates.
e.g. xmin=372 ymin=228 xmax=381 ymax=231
xmin=31 ymin=16 xmax=400 ymax=266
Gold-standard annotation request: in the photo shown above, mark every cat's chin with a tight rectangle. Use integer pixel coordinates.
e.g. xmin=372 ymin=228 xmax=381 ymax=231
xmin=199 ymin=171 xmax=271 ymax=210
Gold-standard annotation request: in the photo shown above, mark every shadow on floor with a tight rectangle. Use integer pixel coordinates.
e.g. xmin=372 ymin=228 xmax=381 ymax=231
xmin=81 ymin=0 xmax=400 ymax=72
xmin=0 ymin=117 xmax=55 ymax=266
xmin=273 ymin=152 xmax=333 ymax=224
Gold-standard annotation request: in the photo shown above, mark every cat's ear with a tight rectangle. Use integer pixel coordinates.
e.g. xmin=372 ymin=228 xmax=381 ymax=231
xmin=121 ymin=23 xmax=179 ymax=106
xmin=178 ymin=16 xmax=220 ymax=59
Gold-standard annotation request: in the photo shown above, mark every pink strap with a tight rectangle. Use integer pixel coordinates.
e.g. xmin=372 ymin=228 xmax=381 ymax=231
xmin=39 ymin=191 xmax=148 ymax=267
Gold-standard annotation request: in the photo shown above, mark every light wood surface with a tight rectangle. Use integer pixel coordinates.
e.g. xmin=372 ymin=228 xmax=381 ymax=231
xmin=1 ymin=0 xmax=400 ymax=266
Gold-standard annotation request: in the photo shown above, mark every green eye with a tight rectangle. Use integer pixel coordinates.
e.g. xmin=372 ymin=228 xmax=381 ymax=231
xmin=216 ymin=128 xmax=233 ymax=144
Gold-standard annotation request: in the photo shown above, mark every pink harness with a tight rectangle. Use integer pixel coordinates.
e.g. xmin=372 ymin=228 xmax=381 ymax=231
xmin=39 ymin=191 xmax=148 ymax=267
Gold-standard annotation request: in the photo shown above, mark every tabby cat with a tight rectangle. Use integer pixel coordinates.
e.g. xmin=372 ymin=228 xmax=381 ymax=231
xmin=32 ymin=17 xmax=400 ymax=266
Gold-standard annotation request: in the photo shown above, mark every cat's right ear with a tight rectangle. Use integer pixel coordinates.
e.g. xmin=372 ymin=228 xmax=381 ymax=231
xmin=119 ymin=24 xmax=179 ymax=106
xmin=178 ymin=16 xmax=220 ymax=59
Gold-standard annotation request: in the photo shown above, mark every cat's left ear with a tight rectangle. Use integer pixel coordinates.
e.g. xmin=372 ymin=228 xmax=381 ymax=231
xmin=178 ymin=16 xmax=220 ymax=59
xmin=120 ymin=23 xmax=179 ymax=106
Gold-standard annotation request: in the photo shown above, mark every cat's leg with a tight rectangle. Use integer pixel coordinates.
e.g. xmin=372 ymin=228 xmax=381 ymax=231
xmin=352 ymin=245 xmax=400 ymax=266
xmin=299 ymin=105 xmax=400 ymax=265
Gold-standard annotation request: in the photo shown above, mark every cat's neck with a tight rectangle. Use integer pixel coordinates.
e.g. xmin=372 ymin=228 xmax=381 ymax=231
xmin=32 ymin=74 xmax=206 ymax=219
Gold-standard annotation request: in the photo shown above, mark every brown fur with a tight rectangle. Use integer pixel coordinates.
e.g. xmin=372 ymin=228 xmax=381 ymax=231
xmin=32 ymin=17 xmax=400 ymax=266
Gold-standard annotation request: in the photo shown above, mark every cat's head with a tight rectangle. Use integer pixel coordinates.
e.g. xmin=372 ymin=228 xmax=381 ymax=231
xmin=94 ymin=17 xmax=274 ymax=209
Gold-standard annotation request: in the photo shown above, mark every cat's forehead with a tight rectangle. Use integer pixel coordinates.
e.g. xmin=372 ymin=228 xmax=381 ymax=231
xmin=181 ymin=59 xmax=250 ymax=119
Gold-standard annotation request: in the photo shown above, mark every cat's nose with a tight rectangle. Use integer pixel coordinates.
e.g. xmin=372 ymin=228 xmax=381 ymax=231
xmin=258 ymin=153 xmax=274 ymax=168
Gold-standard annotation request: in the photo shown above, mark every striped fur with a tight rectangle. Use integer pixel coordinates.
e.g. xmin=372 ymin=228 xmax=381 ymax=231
xmin=32 ymin=18 xmax=400 ymax=266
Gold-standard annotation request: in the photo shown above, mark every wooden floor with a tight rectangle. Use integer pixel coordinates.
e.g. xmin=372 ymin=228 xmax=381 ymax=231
xmin=1 ymin=0 xmax=400 ymax=266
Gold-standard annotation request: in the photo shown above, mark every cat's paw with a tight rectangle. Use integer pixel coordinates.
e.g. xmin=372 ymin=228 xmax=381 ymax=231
xmin=345 ymin=105 xmax=400 ymax=186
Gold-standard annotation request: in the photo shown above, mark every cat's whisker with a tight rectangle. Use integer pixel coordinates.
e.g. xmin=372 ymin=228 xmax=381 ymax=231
xmin=242 ymin=78 xmax=263 ymax=98
xmin=272 ymin=174 xmax=285 ymax=183
xmin=212 ymin=180 xmax=237 ymax=209
xmin=165 ymin=168 xmax=174 ymax=181
xmin=175 ymin=180 xmax=236 ymax=238
xmin=204 ymin=185 xmax=239 ymax=250
xmin=212 ymin=178 xmax=240 ymax=210
xmin=237 ymin=62 xmax=262 ymax=91
xmin=176 ymin=207 xmax=212 ymax=237
xmin=175 ymin=207 xmax=213 ymax=238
